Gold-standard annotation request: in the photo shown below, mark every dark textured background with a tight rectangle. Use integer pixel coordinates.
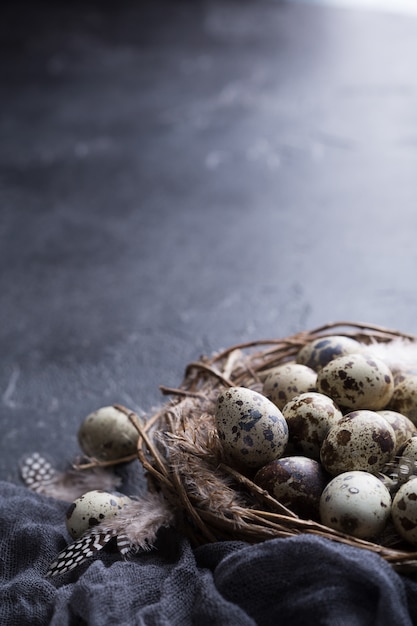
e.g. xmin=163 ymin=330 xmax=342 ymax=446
xmin=2 ymin=0 xmax=417 ymax=483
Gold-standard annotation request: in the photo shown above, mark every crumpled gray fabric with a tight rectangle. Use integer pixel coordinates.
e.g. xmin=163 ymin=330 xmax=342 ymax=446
xmin=1 ymin=480 xmax=417 ymax=626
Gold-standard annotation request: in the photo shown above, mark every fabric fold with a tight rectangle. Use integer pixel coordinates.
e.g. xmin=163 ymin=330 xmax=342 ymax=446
xmin=1 ymin=481 xmax=417 ymax=626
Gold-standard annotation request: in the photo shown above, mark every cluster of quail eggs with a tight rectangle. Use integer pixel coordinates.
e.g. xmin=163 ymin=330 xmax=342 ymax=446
xmin=64 ymin=405 xmax=140 ymax=538
xmin=215 ymin=335 xmax=417 ymax=546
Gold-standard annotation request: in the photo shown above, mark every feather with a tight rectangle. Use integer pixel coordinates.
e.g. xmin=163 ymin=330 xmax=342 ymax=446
xmin=363 ymin=338 xmax=417 ymax=374
xmin=46 ymin=529 xmax=117 ymax=577
xmin=46 ymin=491 xmax=174 ymax=577
xmin=97 ymin=492 xmax=175 ymax=553
xmin=20 ymin=453 xmax=122 ymax=502
xmin=20 ymin=452 xmax=57 ymax=490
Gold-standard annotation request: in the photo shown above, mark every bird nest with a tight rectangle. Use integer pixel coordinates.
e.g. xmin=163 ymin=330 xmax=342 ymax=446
xmin=130 ymin=321 xmax=417 ymax=575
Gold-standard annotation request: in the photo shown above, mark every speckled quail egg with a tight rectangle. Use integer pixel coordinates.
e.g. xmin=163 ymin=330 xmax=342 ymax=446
xmin=393 ymin=368 xmax=417 ymax=385
xmin=316 ymin=353 xmax=394 ymax=411
xmin=254 ymin=456 xmax=329 ymax=519
xmin=398 ymin=436 xmax=417 ymax=464
xmin=391 ymin=477 xmax=417 ymax=545
xmin=387 ymin=374 xmax=417 ymax=425
xmin=262 ymin=363 xmax=317 ymax=410
xmin=215 ymin=386 xmax=289 ymax=469
xmin=65 ymin=490 xmax=132 ymax=539
xmin=296 ymin=335 xmax=362 ymax=372
xmin=282 ymin=392 xmax=343 ymax=460
xmin=377 ymin=410 xmax=417 ymax=453
xmin=390 ymin=436 xmax=417 ymax=487
xmin=320 ymin=410 xmax=396 ymax=476
xmin=320 ymin=471 xmax=391 ymax=539
xmin=78 ymin=405 xmax=140 ymax=462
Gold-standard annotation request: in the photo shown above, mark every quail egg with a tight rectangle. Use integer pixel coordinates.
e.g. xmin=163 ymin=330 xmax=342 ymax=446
xmin=282 ymin=392 xmax=343 ymax=460
xmin=377 ymin=410 xmax=417 ymax=453
xmin=320 ymin=410 xmax=396 ymax=476
xmin=320 ymin=471 xmax=391 ymax=539
xmin=78 ymin=405 xmax=140 ymax=462
xmin=390 ymin=436 xmax=417 ymax=486
xmin=297 ymin=335 xmax=362 ymax=372
xmin=398 ymin=436 xmax=417 ymax=464
xmin=262 ymin=363 xmax=317 ymax=410
xmin=254 ymin=455 xmax=328 ymax=519
xmin=391 ymin=477 xmax=417 ymax=545
xmin=388 ymin=374 xmax=417 ymax=425
xmin=316 ymin=353 xmax=394 ymax=411
xmin=215 ymin=386 xmax=289 ymax=469
xmin=65 ymin=490 xmax=132 ymax=539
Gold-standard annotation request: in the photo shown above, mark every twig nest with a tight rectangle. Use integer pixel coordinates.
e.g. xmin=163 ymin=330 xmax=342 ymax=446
xmin=40 ymin=323 xmax=417 ymax=576
xmin=316 ymin=353 xmax=394 ymax=411
xmin=320 ymin=410 xmax=396 ymax=475
xmin=262 ymin=363 xmax=317 ymax=410
xmin=78 ymin=405 xmax=140 ymax=461
xmin=215 ymin=386 xmax=288 ymax=468
xmin=296 ymin=335 xmax=362 ymax=372
xmin=65 ymin=490 xmax=132 ymax=539
xmin=320 ymin=471 xmax=392 ymax=539
xmin=392 ymin=478 xmax=417 ymax=545
xmin=282 ymin=392 xmax=343 ymax=460
xmin=254 ymin=456 xmax=328 ymax=519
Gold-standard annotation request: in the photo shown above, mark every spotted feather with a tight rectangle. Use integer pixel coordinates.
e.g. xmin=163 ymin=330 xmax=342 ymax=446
xmin=46 ymin=492 xmax=174 ymax=577
xmin=46 ymin=529 xmax=116 ymax=578
xmin=20 ymin=452 xmax=56 ymax=492
xmin=116 ymin=533 xmax=135 ymax=556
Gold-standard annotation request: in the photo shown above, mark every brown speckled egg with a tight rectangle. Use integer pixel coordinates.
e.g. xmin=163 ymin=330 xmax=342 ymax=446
xmin=78 ymin=405 xmax=140 ymax=462
xmin=296 ymin=335 xmax=362 ymax=372
xmin=320 ymin=410 xmax=396 ymax=476
xmin=377 ymin=410 xmax=417 ymax=453
xmin=392 ymin=478 xmax=417 ymax=545
xmin=391 ymin=436 xmax=417 ymax=486
xmin=282 ymin=392 xmax=343 ymax=460
xmin=65 ymin=490 xmax=132 ymax=539
xmin=262 ymin=363 xmax=317 ymax=410
xmin=215 ymin=386 xmax=289 ymax=469
xmin=254 ymin=456 xmax=328 ymax=519
xmin=398 ymin=436 xmax=417 ymax=464
xmin=316 ymin=353 xmax=394 ymax=411
xmin=388 ymin=374 xmax=417 ymax=425
xmin=320 ymin=471 xmax=391 ymax=539
xmin=393 ymin=368 xmax=417 ymax=386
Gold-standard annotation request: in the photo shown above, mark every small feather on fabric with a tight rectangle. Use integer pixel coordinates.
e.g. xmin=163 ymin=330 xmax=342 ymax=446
xmin=20 ymin=453 xmax=122 ymax=502
xmin=39 ymin=466 xmax=123 ymax=502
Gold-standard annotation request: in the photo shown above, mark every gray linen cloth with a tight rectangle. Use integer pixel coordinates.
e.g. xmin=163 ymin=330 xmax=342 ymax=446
xmin=1 ymin=480 xmax=417 ymax=626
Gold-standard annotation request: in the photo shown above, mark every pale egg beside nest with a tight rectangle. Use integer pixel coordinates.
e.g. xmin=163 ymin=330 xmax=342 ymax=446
xmin=66 ymin=490 xmax=132 ymax=540
xmin=78 ymin=405 xmax=140 ymax=462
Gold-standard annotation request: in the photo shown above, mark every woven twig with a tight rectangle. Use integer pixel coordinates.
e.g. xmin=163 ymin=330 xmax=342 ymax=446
xmin=134 ymin=321 xmax=417 ymax=575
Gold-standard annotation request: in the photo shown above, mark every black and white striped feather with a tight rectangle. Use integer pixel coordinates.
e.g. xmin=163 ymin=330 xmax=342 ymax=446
xmin=46 ymin=493 xmax=174 ymax=577
xmin=19 ymin=452 xmax=122 ymax=501
xmin=46 ymin=529 xmax=117 ymax=577
xmin=20 ymin=452 xmax=57 ymax=492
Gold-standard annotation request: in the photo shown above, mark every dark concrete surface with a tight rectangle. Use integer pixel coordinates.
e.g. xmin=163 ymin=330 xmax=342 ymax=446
xmin=2 ymin=0 xmax=417 ymax=483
